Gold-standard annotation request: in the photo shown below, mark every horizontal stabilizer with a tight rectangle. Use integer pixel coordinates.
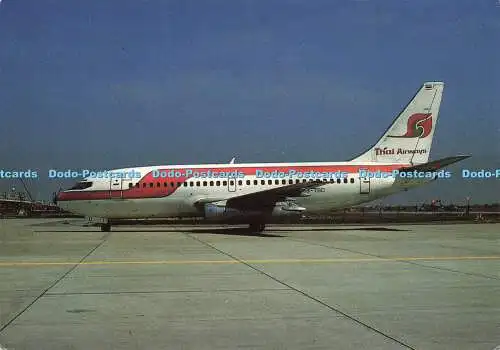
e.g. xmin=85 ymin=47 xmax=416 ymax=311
xmin=399 ymin=155 xmax=470 ymax=172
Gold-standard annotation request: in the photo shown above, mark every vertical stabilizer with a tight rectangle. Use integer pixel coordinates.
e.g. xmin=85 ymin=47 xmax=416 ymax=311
xmin=351 ymin=82 xmax=444 ymax=164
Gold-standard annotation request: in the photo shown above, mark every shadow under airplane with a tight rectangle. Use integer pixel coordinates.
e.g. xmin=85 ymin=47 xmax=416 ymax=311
xmin=269 ymin=227 xmax=410 ymax=232
xmin=34 ymin=225 xmax=409 ymax=235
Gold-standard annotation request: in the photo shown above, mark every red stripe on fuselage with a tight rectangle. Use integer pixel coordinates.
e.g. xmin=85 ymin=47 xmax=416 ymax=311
xmin=56 ymin=164 xmax=406 ymax=201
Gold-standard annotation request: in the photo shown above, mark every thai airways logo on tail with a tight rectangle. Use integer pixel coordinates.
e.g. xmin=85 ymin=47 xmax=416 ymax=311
xmin=388 ymin=113 xmax=433 ymax=138
xmin=350 ymin=81 xmax=443 ymax=164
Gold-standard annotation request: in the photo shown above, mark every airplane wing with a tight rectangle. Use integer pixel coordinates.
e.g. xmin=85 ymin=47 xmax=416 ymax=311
xmin=400 ymin=155 xmax=470 ymax=172
xmin=226 ymin=180 xmax=324 ymax=211
xmin=194 ymin=180 xmax=324 ymax=211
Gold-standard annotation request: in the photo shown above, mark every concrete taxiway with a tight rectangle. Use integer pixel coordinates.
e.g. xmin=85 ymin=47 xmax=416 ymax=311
xmin=0 ymin=219 xmax=499 ymax=349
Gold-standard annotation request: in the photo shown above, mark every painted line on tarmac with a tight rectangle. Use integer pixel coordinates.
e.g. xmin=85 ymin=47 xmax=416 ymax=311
xmin=0 ymin=255 xmax=500 ymax=267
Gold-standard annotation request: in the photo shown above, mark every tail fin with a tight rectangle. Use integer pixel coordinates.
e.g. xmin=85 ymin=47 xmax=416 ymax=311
xmin=351 ymin=82 xmax=444 ymax=164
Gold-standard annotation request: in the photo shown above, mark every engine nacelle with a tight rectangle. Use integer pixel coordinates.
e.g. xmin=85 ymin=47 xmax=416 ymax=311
xmin=272 ymin=201 xmax=306 ymax=217
xmin=204 ymin=203 xmax=249 ymax=219
xmin=204 ymin=201 xmax=306 ymax=220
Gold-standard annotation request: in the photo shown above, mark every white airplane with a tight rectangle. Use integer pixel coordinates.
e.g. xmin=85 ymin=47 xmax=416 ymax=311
xmin=55 ymin=82 xmax=469 ymax=232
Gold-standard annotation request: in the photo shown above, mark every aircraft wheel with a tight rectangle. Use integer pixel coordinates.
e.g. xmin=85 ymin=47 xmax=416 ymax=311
xmin=101 ymin=223 xmax=111 ymax=232
xmin=248 ymin=223 xmax=266 ymax=233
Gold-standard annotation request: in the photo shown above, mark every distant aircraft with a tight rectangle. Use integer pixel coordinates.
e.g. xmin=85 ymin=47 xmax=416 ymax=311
xmin=55 ymin=82 xmax=469 ymax=232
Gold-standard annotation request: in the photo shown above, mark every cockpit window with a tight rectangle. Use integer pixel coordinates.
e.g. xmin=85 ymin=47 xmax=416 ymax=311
xmin=68 ymin=181 xmax=93 ymax=190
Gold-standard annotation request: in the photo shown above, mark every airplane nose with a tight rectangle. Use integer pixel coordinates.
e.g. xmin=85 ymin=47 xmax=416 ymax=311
xmin=52 ymin=188 xmax=63 ymax=205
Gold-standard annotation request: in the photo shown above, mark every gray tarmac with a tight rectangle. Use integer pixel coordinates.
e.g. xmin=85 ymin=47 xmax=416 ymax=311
xmin=0 ymin=219 xmax=499 ymax=350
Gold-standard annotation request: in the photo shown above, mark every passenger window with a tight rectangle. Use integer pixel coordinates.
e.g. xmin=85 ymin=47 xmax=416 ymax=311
xmin=177 ymin=182 xmax=182 ymax=187
xmin=196 ymin=181 xmax=200 ymax=187
xmin=238 ymin=180 xmax=243 ymax=185
xmin=183 ymin=182 xmax=187 ymax=187
xmin=268 ymin=180 xmax=272 ymax=185
xmin=302 ymin=179 xmax=307 ymax=183
xmin=337 ymin=179 xmax=341 ymax=184
xmin=296 ymin=179 xmax=300 ymax=184
xmin=135 ymin=183 xmax=139 ymax=188
xmin=143 ymin=183 xmax=146 ymax=188
xmin=282 ymin=179 xmax=287 ymax=185
xmin=190 ymin=182 xmax=194 ymax=187
xmin=229 ymin=180 xmax=234 ymax=185
xmin=275 ymin=180 xmax=279 ymax=185
xmin=171 ymin=182 xmax=175 ymax=187
xmin=288 ymin=179 xmax=293 ymax=184
xmin=216 ymin=181 xmax=221 ymax=186
xmin=344 ymin=178 xmax=348 ymax=183
xmin=203 ymin=181 xmax=207 ymax=186
xmin=223 ymin=181 xmax=228 ymax=186
xmin=350 ymin=178 xmax=354 ymax=183
xmin=149 ymin=183 xmax=154 ymax=188
xmin=254 ymin=180 xmax=258 ymax=185
xmin=261 ymin=180 xmax=265 ymax=185
xmin=128 ymin=183 xmax=133 ymax=188
xmin=209 ymin=181 xmax=214 ymax=186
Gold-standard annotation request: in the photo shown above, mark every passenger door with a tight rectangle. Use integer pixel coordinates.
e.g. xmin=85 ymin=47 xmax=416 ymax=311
xmin=109 ymin=177 xmax=135 ymax=199
xmin=109 ymin=178 xmax=123 ymax=199
xmin=359 ymin=177 xmax=370 ymax=194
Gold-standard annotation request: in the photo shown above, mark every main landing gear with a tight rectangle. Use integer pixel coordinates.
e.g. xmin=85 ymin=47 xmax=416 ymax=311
xmin=100 ymin=223 xmax=111 ymax=232
xmin=248 ymin=222 xmax=266 ymax=233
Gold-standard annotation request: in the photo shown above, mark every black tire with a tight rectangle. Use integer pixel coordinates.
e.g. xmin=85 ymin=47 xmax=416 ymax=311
xmin=248 ymin=223 xmax=266 ymax=233
xmin=101 ymin=223 xmax=111 ymax=232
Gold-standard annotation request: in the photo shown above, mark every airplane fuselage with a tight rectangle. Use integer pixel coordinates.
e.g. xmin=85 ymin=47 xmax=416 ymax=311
xmin=55 ymin=82 xmax=462 ymax=232
xmin=56 ymin=162 xmax=431 ymax=219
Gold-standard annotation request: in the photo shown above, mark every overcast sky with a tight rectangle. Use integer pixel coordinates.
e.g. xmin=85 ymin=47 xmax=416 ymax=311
xmin=0 ymin=0 xmax=498 ymax=203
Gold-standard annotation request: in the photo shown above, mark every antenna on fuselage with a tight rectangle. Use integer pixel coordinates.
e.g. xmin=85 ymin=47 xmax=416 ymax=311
xmin=229 ymin=157 xmax=236 ymax=164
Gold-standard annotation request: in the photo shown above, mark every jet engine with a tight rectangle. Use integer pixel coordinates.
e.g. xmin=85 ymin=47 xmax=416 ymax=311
xmin=272 ymin=201 xmax=306 ymax=216
xmin=204 ymin=201 xmax=306 ymax=219
xmin=204 ymin=203 xmax=250 ymax=219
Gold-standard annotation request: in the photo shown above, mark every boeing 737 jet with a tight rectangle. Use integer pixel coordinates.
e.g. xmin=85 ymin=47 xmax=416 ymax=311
xmin=55 ymin=82 xmax=469 ymax=232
